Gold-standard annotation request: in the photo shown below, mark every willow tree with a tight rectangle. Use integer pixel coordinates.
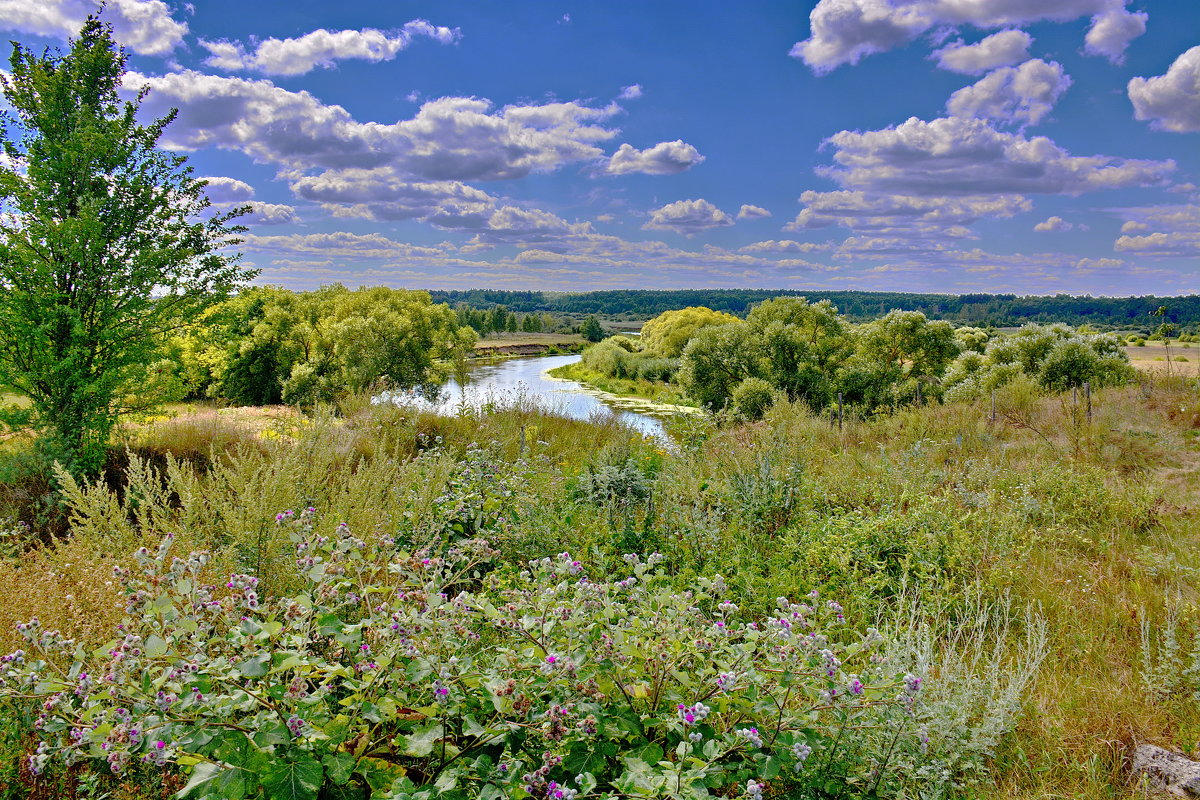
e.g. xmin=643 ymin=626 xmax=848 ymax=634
xmin=0 ymin=17 xmax=254 ymax=474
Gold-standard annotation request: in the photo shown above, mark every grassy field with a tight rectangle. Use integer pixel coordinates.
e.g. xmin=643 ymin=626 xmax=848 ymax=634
xmin=547 ymin=360 xmax=697 ymax=407
xmin=1 ymin=377 xmax=1200 ymax=798
xmin=472 ymin=332 xmax=583 ymax=351
xmin=1125 ymin=342 xmax=1199 ymax=375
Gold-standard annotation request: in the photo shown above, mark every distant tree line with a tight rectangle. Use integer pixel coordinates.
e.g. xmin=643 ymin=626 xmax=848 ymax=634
xmin=452 ymin=305 xmax=563 ymax=337
xmin=427 ymin=290 xmax=1200 ymax=330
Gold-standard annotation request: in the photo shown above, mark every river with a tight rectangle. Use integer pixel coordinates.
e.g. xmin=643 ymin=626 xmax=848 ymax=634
xmin=379 ymin=354 xmax=680 ymax=438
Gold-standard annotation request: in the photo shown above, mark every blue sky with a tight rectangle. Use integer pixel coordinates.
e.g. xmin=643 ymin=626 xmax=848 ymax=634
xmin=3 ymin=1 xmax=1200 ymax=295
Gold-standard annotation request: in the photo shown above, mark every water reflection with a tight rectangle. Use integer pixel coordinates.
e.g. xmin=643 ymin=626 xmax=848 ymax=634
xmin=379 ymin=354 xmax=673 ymax=438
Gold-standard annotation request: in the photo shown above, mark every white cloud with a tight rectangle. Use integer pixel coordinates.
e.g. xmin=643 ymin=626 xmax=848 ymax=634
xmin=618 ymin=84 xmax=643 ymax=100
xmin=605 ymin=140 xmax=705 ymax=175
xmin=289 ymin=166 xmax=591 ymax=242
xmin=736 ymin=204 xmax=772 ymax=220
xmin=1073 ymin=257 xmax=1125 ymax=272
xmin=1128 ymin=47 xmax=1200 ymax=133
xmin=127 ymin=71 xmax=621 ymax=180
xmin=243 ymin=231 xmax=445 ymax=260
xmin=243 ymin=202 xmax=299 ymax=226
xmin=201 ymin=176 xmax=255 ymax=203
xmin=786 ymin=189 xmax=1029 ymax=236
xmin=1033 ymin=215 xmax=1072 ymax=232
xmin=290 ymin=168 xmax=494 ymax=222
xmin=738 ymin=240 xmax=830 ymax=254
xmin=791 ymin=0 xmax=1145 ymax=72
xmin=0 ymin=0 xmax=186 ymax=55
xmin=933 ymin=30 xmax=1031 ymax=74
xmin=1114 ymin=204 xmax=1200 ymax=255
xmin=198 ymin=176 xmax=296 ymax=225
xmin=1115 ymin=231 xmax=1200 ymax=255
xmin=821 ymin=115 xmax=1174 ymax=196
xmin=1083 ymin=6 xmax=1147 ymax=63
xmin=945 ymin=59 xmax=1071 ymax=127
xmin=200 ymin=21 xmax=460 ymax=76
xmin=642 ymin=199 xmax=734 ymax=235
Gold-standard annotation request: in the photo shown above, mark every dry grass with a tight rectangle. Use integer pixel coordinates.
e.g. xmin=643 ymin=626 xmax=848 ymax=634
xmin=473 ymin=332 xmax=583 ymax=351
xmin=0 ymin=536 xmax=126 ymax=655
xmin=1126 ymin=343 xmax=1200 ymax=376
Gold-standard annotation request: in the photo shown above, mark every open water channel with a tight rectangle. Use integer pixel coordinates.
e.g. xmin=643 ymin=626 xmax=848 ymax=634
xmin=380 ymin=354 xmax=688 ymax=439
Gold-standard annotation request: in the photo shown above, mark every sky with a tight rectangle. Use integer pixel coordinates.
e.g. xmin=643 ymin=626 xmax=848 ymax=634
xmin=1 ymin=1 xmax=1199 ymax=296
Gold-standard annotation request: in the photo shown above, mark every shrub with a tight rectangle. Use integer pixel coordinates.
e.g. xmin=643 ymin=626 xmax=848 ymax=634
xmin=579 ymin=340 xmax=633 ymax=379
xmin=731 ymin=378 xmax=775 ymax=422
xmin=634 ymin=358 xmax=679 ymax=383
xmin=1 ymin=512 xmax=933 ymax=800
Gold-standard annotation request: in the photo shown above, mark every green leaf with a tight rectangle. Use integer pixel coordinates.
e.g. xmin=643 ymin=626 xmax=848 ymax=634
xmin=262 ymin=754 xmax=323 ymax=800
xmin=401 ymin=723 xmax=444 ymax=757
xmin=176 ymin=763 xmax=221 ymax=799
xmin=175 ymin=762 xmax=247 ymax=800
xmin=144 ymin=634 xmax=168 ymax=658
xmin=321 ymin=752 xmax=357 ymax=786
xmin=324 ymin=715 xmax=353 ymax=746
xmin=317 ymin=613 xmax=344 ymax=637
xmin=236 ymin=653 xmax=271 ymax=677
xmin=357 ymin=756 xmax=408 ymax=794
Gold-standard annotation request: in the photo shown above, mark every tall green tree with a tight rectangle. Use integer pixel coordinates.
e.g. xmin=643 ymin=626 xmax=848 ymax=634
xmin=0 ymin=18 xmax=254 ymax=473
xmin=580 ymin=315 xmax=605 ymax=343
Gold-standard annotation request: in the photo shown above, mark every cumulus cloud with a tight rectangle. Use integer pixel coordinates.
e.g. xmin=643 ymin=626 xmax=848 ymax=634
xmin=642 ymin=199 xmax=735 ymax=235
xmin=1114 ymin=204 xmax=1200 ymax=255
xmin=200 ymin=21 xmax=460 ymax=76
xmin=791 ymin=0 xmax=1146 ymax=72
xmin=243 ymin=202 xmax=299 ymax=225
xmin=1129 ymin=47 xmax=1200 ymax=133
xmin=1033 ymin=215 xmax=1072 ymax=231
xmin=1115 ymin=231 xmax=1200 ymax=255
xmin=736 ymin=204 xmax=772 ymax=220
xmin=0 ymin=0 xmax=186 ymax=55
xmin=738 ymin=240 xmax=830 ymax=253
xmin=243 ymin=231 xmax=446 ymax=260
xmin=821 ymin=115 xmax=1174 ymax=196
xmin=786 ymin=190 xmax=1029 ymax=237
xmin=618 ymin=84 xmax=643 ymax=100
xmin=946 ymin=59 xmax=1071 ymax=126
xmin=1083 ymin=5 xmax=1147 ymax=63
xmin=288 ymin=166 xmax=588 ymax=242
xmin=198 ymin=175 xmax=297 ymax=225
xmin=201 ymin=176 xmax=255 ymax=203
xmin=126 ymin=71 xmax=621 ymax=180
xmin=604 ymin=140 xmax=705 ymax=175
xmin=933 ymin=29 xmax=1031 ymax=74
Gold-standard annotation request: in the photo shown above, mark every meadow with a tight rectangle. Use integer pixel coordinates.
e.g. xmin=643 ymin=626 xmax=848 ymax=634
xmin=0 ymin=367 xmax=1198 ymax=799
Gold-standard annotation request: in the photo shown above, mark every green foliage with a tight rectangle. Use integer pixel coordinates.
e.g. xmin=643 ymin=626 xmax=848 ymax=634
xmin=175 ymin=286 xmax=475 ymax=407
xmin=0 ymin=18 xmax=253 ymax=473
xmin=731 ymin=378 xmax=775 ymax=422
xmin=943 ymin=324 xmax=1134 ymax=400
xmin=640 ymin=307 xmax=738 ymax=358
xmin=2 ymin=516 xmax=935 ymax=800
xmin=746 ymin=298 xmax=851 ymax=411
xmin=580 ymin=315 xmax=605 ymax=343
xmin=677 ymin=324 xmax=761 ymax=411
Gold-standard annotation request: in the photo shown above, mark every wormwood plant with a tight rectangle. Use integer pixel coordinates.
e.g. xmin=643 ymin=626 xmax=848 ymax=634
xmin=0 ymin=510 xmax=931 ymax=800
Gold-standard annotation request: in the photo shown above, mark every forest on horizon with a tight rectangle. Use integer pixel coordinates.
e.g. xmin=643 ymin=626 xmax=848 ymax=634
xmin=426 ymin=289 xmax=1200 ymax=328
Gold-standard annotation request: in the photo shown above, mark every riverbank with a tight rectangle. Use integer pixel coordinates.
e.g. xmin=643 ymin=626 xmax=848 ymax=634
xmin=472 ymin=332 xmax=584 ymax=356
xmin=546 ymin=361 xmax=698 ymax=408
